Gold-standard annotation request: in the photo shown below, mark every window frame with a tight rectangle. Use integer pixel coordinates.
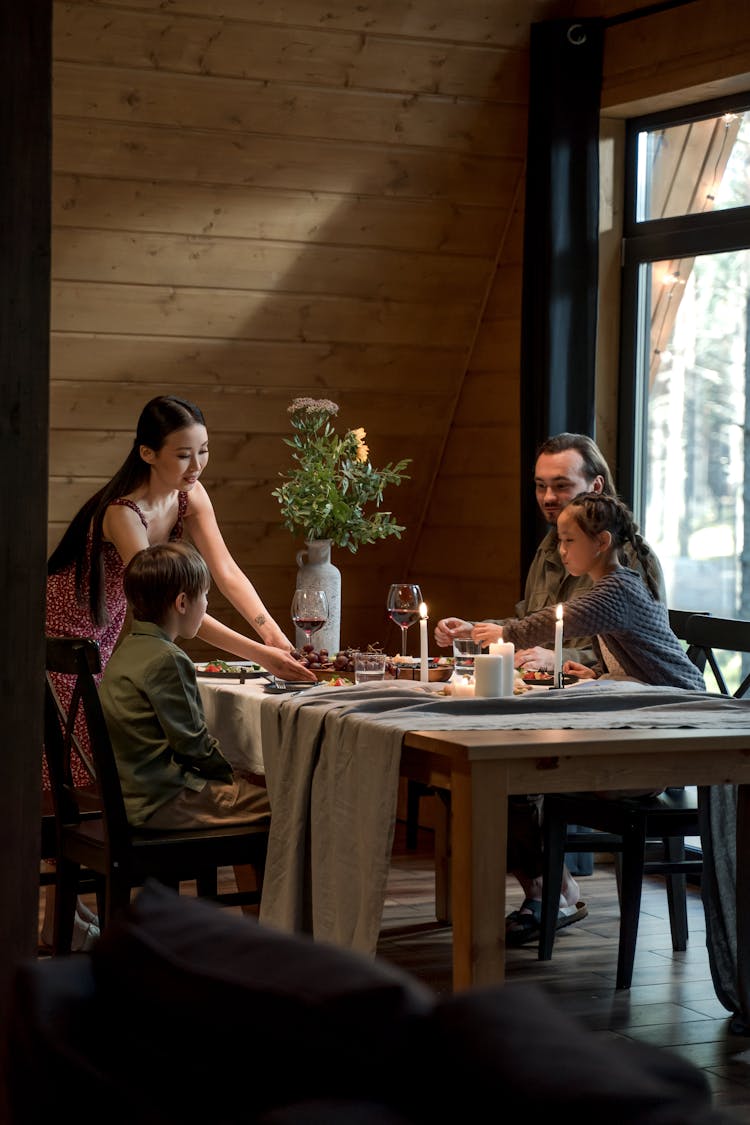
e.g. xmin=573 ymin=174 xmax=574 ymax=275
xmin=618 ymin=89 xmax=750 ymax=518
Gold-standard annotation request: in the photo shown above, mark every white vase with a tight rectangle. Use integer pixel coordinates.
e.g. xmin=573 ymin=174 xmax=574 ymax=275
xmin=295 ymin=538 xmax=341 ymax=655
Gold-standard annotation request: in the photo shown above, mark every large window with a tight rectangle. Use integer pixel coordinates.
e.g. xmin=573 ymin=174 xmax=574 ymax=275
xmin=620 ymin=93 xmax=750 ymax=689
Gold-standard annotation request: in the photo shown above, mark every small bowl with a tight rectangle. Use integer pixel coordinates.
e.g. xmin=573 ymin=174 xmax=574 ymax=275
xmin=393 ymin=663 xmax=453 ymax=683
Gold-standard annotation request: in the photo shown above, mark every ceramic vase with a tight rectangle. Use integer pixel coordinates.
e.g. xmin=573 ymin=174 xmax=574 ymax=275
xmin=295 ymin=538 xmax=341 ymax=655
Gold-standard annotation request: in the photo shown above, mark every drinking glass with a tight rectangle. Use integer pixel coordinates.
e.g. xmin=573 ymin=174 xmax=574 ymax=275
xmin=386 ymin=583 xmax=423 ymax=656
xmin=353 ymin=651 xmax=388 ymax=684
xmin=291 ymin=588 xmax=329 ymax=647
xmin=452 ymin=638 xmax=480 ymax=679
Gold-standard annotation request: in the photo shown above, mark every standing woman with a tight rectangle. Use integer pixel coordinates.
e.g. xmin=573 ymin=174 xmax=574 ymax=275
xmin=43 ymin=394 xmax=313 ymax=948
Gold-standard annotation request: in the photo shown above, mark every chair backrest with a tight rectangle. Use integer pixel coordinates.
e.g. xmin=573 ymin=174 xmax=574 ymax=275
xmin=681 ymin=614 xmax=750 ymax=698
xmin=668 ymin=608 xmax=711 ymax=672
xmin=45 ymin=636 xmax=133 ymax=854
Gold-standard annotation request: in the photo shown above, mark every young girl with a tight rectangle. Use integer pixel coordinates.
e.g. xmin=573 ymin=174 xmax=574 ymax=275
xmin=472 ymin=491 xmax=705 ymax=947
xmin=43 ymin=395 xmax=313 ymax=949
xmin=473 ymin=492 xmax=705 ymax=690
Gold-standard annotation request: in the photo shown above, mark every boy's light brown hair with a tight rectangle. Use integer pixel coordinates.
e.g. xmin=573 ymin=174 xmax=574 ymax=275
xmin=123 ymin=542 xmax=210 ymax=624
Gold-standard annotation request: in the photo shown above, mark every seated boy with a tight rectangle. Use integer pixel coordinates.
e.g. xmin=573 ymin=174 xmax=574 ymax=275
xmin=99 ymin=542 xmax=270 ymax=832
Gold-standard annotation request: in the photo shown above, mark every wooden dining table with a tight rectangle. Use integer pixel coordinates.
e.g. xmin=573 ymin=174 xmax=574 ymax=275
xmin=400 ymin=724 xmax=750 ymax=998
xmin=197 ymin=675 xmax=750 ymax=1021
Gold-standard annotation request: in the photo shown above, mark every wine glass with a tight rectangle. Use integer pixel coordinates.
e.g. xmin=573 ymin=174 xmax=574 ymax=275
xmin=386 ymin=583 xmax=423 ymax=656
xmin=291 ymin=588 xmax=329 ymax=648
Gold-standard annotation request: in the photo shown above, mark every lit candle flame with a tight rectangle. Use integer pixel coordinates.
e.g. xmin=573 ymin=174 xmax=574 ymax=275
xmin=419 ymin=602 xmax=428 ymax=620
xmin=556 ymin=603 xmax=563 ymax=621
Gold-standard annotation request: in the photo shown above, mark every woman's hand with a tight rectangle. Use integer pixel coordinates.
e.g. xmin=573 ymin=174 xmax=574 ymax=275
xmin=261 ymin=647 xmax=317 ymax=681
xmin=563 ymin=660 xmax=597 ymax=680
xmin=471 ymin=622 xmax=503 ymax=647
xmin=259 ymin=621 xmax=294 ymax=652
xmin=434 ymin=617 xmax=473 ymax=647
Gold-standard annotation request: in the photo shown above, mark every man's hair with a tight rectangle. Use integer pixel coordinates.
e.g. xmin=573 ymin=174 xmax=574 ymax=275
xmin=123 ymin=542 xmax=210 ymax=624
xmin=536 ymin=433 xmax=617 ymax=496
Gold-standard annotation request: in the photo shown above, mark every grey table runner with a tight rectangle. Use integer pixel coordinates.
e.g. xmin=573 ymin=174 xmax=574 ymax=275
xmin=256 ymin=679 xmax=750 ymax=1018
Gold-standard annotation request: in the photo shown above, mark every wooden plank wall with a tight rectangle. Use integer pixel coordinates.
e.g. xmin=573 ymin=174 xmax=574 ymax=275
xmin=49 ymin=0 xmax=570 ymax=658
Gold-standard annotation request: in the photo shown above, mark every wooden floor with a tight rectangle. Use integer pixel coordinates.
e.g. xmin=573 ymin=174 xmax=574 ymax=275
xmin=45 ymin=822 xmax=750 ymax=1121
xmin=376 ymin=822 xmax=750 ymax=1123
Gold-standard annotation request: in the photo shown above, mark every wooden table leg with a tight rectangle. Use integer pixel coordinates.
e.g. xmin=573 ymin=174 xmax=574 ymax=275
xmin=449 ymin=760 xmax=509 ymax=989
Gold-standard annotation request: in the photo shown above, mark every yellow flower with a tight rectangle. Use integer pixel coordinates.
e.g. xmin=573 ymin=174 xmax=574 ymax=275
xmin=352 ymin=427 xmax=369 ymax=462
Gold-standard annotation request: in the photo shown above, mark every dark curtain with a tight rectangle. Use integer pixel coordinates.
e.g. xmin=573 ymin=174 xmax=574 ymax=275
xmin=519 ymin=18 xmax=604 ymax=577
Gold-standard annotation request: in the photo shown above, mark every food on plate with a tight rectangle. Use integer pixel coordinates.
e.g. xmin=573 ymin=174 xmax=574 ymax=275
xmin=196 ymin=658 xmax=262 ymax=674
xmin=292 ymin=645 xmax=397 ymax=679
xmin=520 ymin=670 xmax=578 ymax=685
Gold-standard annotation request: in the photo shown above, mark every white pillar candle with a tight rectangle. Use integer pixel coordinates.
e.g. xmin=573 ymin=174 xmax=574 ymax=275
xmin=553 ymin=603 xmax=564 ymax=687
xmin=474 ymin=654 xmax=504 ymax=697
xmin=489 ymin=641 xmax=515 ymax=697
xmin=419 ymin=602 xmax=429 ymax=683
xmin=451 ymin=675 xmax=475 ymax=698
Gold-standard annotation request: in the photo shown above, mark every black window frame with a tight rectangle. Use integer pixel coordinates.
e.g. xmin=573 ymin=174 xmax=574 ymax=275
xmin=618 ymin=89 xmax=750 ymax=517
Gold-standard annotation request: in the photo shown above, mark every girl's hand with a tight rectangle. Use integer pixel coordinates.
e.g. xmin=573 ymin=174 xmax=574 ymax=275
xmin=563 ymin=660 xmax=597 ymax=680
xmin=471 ymin=622 xmax=503 ymax=647
xmin=434 ymin=617 xmax=472 ymax=647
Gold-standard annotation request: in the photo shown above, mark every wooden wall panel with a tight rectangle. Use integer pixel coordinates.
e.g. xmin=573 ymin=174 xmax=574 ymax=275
xmin=54 ymin=120 xmax=519 ymax=205
xmin=73 ymin=0 xmax=565 ymax=46
xmin=50 ymin=0 xmax=568 ymax=650
xmin=55 ymin=63 xmax=526 ymax=156
xmin=602 ymin=0 xmax=750 ymax=115
xmin=50 ymin=335 xmax=464 ymax=390
xmin=54 ymin=229 xmax=493 ymax=302
xmin=52 ymin=174 xmax=506 ymax=254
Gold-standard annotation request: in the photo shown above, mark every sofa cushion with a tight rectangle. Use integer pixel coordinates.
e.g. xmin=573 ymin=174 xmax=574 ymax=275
xmin=90 ymin=880 xmax=433 ymax=1121
xmin=421 ymin=984 xmax=723 ymax=1124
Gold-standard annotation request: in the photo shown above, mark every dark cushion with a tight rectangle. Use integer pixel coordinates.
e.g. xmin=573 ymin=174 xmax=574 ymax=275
xmin=7 ymin=957 xmax=145 ymax=1125
xmin=419 ymin=984 xmax=724 ymax=1125
xmin=90 ymin=879 xmax=434 ymax=1122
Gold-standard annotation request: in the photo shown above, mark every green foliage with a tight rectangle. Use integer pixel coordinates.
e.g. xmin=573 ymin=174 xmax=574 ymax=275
xmin=272 ymin=397 xmax=411 ymax=552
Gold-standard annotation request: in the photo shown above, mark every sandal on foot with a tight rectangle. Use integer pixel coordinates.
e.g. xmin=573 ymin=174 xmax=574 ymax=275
xmin=506 ymin=898 xmax=587 ymax=947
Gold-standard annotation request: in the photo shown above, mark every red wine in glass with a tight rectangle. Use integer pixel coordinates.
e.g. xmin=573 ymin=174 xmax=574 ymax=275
xmin=291 ymin=588 xmax=329 ymax=646
xmin=386 ymin=583 xmax=423 ymax=656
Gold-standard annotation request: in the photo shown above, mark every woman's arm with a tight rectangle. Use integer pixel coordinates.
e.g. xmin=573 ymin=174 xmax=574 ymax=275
xmin=103 ymin=500 xmax=311 ymax=680
xmin=184 ymin=484 xmax=292 ymax=651
xmin=196 ymin=615 xmax=315 ymax=681
xmin=101 ymin=503 xmax=152 ymax=563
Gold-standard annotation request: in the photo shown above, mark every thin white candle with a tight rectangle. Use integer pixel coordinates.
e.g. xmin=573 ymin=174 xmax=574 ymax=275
xmin=419 ymin=602 xmax=429 ymax=683
xmin=499 ymin=641 xmax=515 ymax=696
xmin=553 ymin=603 xmax=564 ymax=688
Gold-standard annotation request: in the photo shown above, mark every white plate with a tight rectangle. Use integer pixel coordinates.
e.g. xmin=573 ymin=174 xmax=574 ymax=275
xmin=194 ymin=660 xmax=265 ymax=679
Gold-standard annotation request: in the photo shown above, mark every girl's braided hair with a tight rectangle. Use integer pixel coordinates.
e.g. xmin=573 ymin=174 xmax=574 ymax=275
xmin=564 ymin=492 xmax=662 ymax=601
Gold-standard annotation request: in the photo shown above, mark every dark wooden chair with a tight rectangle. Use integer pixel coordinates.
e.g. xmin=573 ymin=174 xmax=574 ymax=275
xmin=539 ymin=610 xmax=750 ymax=990
xmin=41 ymin=652 xmax=105 ymax=919
xmin=45 ymin=636 xmax=269 ymax=954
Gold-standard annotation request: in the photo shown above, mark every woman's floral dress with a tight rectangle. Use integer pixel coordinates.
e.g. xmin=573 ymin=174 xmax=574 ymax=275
xmin=44 ymin=493 xmax=187 ymax=789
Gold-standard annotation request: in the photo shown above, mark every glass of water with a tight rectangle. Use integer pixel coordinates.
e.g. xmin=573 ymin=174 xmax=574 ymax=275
xmin=354 ymin=651 xmax=388 ymax=684
xmin=453 ymin=638 xmax=480 ymax=679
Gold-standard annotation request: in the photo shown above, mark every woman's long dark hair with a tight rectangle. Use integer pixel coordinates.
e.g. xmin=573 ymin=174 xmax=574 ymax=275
xmin=564 ymin=492 xmax=663 ymax=601
xmin=48 ymin=395 xmax=206 ymax=626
